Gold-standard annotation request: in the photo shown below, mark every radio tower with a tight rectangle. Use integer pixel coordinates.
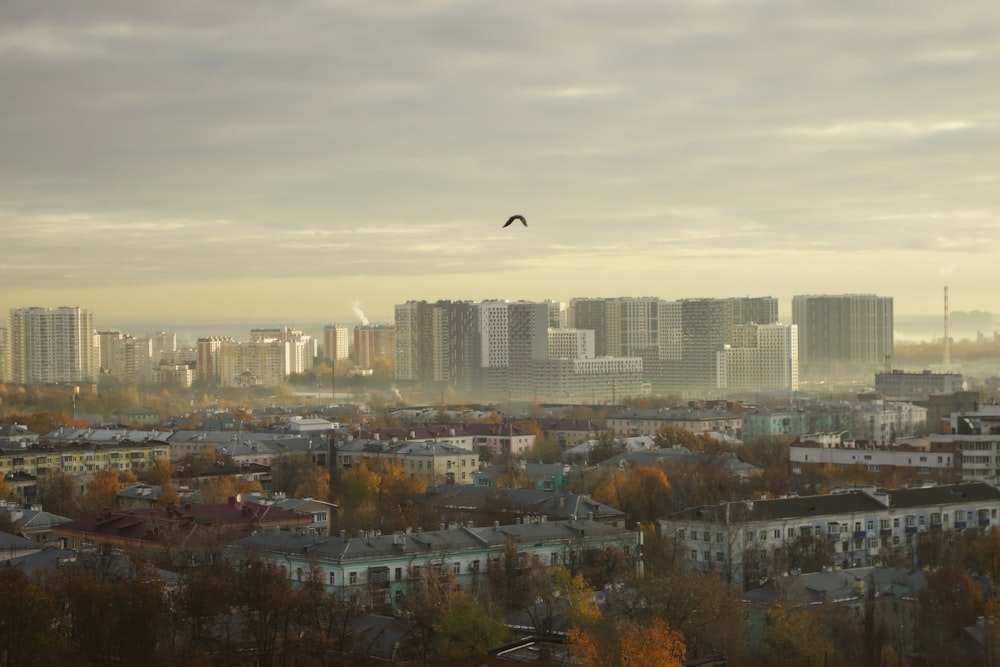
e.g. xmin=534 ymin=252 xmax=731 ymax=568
xmin=943 ymin=286 xmax=951 ymax=367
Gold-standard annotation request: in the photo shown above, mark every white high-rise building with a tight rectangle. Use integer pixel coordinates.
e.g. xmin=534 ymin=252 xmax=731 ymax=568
xmin=323 ymin=325 xmax=350 ymax=361
xmin=8 ymin=307 xmax=97 ymax=384
xmin=548 ymin=328 xmax=595 ymax=360
xmin=478 ymin=301 xmax=510 ymax=369
xmin=719 ymin=323 xmax=799 ymax=392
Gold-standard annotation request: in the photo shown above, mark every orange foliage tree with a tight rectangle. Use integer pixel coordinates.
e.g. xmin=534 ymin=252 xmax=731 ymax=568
xmin=591 ymin=465 xmax=672 ymax=526
xmin=569 ymin=617 xmax=685 ymax=667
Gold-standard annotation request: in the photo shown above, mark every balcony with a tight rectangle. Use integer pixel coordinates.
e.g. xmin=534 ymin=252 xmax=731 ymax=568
xmin=880 ymin=529 xmax=893 ymax=537
xmin=979 ymin=519 xmax=991 ymax=527
xmin=854 ymin=531 xmax=868 ymax=539
xmin=955 ymin=521 xmax=967 ymax=529
xmin=905 ymin=526 xmax=918 ymax=535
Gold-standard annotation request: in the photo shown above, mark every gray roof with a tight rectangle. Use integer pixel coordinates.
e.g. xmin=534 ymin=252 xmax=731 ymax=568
xmin=670 ymin=492 xmax=887 ymax=524
xmin=417 ymin=485 xmax=624 ymax=521
xmin=887 ymin=482 xmax=1000 ymax=509
xmin=742 ymin=566 xmax=927 ymax=607
xmin=237 ymin=518 xmax=634 ymax=563
xmin=0 ymin=531 xmax=39 ymax=552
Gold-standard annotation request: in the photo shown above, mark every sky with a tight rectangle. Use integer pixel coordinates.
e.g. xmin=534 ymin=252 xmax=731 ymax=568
xmin=2 ymin=0 xmax=999 ymax=329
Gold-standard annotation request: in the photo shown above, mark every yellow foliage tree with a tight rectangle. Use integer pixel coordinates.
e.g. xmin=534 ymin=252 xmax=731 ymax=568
xmin=569 ymin=617 xmax=685 ymax=667
xmin=84 ymin=468 xmax=136 ymax=512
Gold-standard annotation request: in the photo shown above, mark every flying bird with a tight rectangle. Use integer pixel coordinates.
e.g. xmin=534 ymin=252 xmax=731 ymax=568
xmin=503 ymin=214 xmax=527 ymax=228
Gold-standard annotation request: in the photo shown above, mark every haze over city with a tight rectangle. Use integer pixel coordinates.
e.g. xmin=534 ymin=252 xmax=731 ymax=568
xmin=2 ymin=1 xmax=999 ymax=325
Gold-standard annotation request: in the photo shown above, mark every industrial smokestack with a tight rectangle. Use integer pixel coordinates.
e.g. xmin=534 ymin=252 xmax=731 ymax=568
xmin=944 ymin=286 xmax=950 ymax=367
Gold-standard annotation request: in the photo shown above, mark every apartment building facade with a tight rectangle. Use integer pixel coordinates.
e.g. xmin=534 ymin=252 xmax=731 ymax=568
xmin=8 ymin=306 xmax=97 ymax=384
xmin=661 ymin=482 xmax=1000 ymax=588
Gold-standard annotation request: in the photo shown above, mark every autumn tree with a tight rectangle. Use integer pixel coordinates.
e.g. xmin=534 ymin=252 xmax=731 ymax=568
xmin=916 ymin=564 xmax=987 ymax=662
xmin=569 ymin=617 xmax=686 ymax=667
xmin=401 ymin=565 xmax=509 ymax=667
xmin=36 ymin=471 xmax=82 ymax=517
xmin=83 ymin=468 xmax=137 ymax=513
xmin=0 ymin=568 xmax=66 ymax=666
xmin=591 ymin=465 xmax=672 ymax=527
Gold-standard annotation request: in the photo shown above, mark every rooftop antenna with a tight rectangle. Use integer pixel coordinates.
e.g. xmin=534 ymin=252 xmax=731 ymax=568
xmin=943 ymin=285 xmax=951 ymax=367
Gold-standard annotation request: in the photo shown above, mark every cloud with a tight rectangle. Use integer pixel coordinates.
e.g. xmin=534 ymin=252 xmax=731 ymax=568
xmin=1 ymin=0 xmax=999 ymax=321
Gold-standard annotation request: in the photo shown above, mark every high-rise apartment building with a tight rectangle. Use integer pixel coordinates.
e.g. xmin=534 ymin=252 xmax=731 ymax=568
xmin=719 ymin=323 xmax=799 ymax=392
xmin=0 ymin=327 xmax=11 ymax=383
xmin=249 ymin=327 xmax=316 ymax=375
xmin=218 ymin=340 xmax=290 ymax=387
xmin=568 ymin=298 xmax=611 ymax=357
xmin=393 ymin=301 xmax=475 ymax=389
xmin=323 ymin=325 xmax=350 ymax=362
xmin=8 ymin=307 xmax=96 ymax=384
xmin=196 ymin=337 xmax=232 ymax=385
xmin=107 ymin=335 xmax=154 ymax=384
xmin=354 ymin=325 xmax=396 ymax=370
xmin=548 ymin=328 xmax=595 ymax=360
xmin=792 ymin=294 xmax=893 ymax=377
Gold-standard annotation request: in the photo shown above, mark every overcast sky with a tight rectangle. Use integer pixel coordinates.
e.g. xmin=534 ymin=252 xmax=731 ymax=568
xmin=2 ymin=0 xmax=998 ymax=328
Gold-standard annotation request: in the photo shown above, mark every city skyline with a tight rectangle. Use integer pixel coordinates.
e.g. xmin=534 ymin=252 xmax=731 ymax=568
xmin=2 ymin=2 xmax=998 ymax=323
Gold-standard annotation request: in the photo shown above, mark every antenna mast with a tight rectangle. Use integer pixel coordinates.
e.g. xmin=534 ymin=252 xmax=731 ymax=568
xmin=943 ymin=285 xmax=951 ymax=367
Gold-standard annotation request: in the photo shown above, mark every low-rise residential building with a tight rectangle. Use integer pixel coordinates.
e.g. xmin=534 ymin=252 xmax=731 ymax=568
xmin=790 ymin=433 xmax=962 ymax=486
xmin=415 ymin=485 xmax=625 ymax=527
xmin=0 ymin=423 xmax=39 ymax=448
xmin=232 ymin=518 xmax=642 ymax=610
xmin=335 ymin=438 xmax=480 ymax=485
xmin=875 ymin=369 xmax=964 ymax=401
xmin=474 ymin=462 xmax=568 ymax=493
xmin=929 ymin=403 xmax=1000 ymax=482
xmin=607 ymin=407 xmax=744 ymax=439
xmin=53 ymin=496 xmax=310 ymax=555
xmin=660 ymin=482 xmax=1000 ymax=589
xmin=742 ymin=566 xmax=926 ymax=654
xmin=0 ymin=501 xmax=71 ymax=544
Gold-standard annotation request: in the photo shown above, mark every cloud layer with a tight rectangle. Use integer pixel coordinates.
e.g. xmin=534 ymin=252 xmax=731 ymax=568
xmin=2 ymin=0 xmax=998 ymax=323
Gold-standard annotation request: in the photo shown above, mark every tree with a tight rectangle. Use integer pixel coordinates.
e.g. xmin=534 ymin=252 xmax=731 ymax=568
xmin=270 ymin=451 xmax=319 ymax=497
xmin=36 ymin=471 xmax=81 ymax=517
xmin=0 ymin=568 xmax=66 ymax=666
xmin=84 ymin=468 xmax=137 ymax=513
xmin=569 ymin=617 xmax=686 ymax=667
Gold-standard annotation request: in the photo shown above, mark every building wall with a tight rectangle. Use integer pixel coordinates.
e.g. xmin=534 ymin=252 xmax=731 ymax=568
xmin=9 ymin=307 xmax=97 ymax=384
xmin=793 ymin=294 xmax=894 ymax=376
xmin=323 ymin=325 xmax=350 ymax=361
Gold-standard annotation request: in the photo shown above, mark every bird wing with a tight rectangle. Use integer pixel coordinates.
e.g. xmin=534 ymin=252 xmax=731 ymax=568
xmin=503 ymin=215 xmax=527 ymax=228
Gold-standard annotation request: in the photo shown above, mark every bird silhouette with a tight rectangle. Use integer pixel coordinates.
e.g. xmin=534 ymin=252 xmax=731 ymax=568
xmin=503 ymin=214 xmax=527 ymax=228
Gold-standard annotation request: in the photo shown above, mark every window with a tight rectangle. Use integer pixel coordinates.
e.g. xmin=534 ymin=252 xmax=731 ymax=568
xmin=788 ymin=528 xmax=795 ymax=538
xmin=677 ymin=529 xmax=685 ymax=541
xmin=774 ymin=529 xmax=780 ymax=539
xmin=453 ymin=562 xmax=461 ymax=574
xmin=868 ymin=538 xmax=879 ymax=548
xmin=551 ymin=553 xmax=558 ymax=565
xmin=716 ymin=532 xmax=723 ymax=543
xmin=867 ymin=521 xmax=875 ymax=531
xmin=395 ymin=567 xmax=403 ymax=581
xmin=919 ymin=515 xmax=925 ymax=526
xmin=329 ymin=572 xmax=336 ymax=585
xmin=690 ymin=550 xmax=698 ymax=561
xmin=703 ymin=550 xmax=710 ymax=562
xmin=349 ymin=572 xmax=357 ymax=585
xmin=893 ymin=518 xmax=900 ymax=528
xmin=880 ymin=519 xmax=890 ymax=529
xmin=814 ymin=526 xmax=822 ymax=537
xmin=746 ymin=531 xmax=754 ymax=542
xmin=716 ymin=552 xmax=724 ymax=562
